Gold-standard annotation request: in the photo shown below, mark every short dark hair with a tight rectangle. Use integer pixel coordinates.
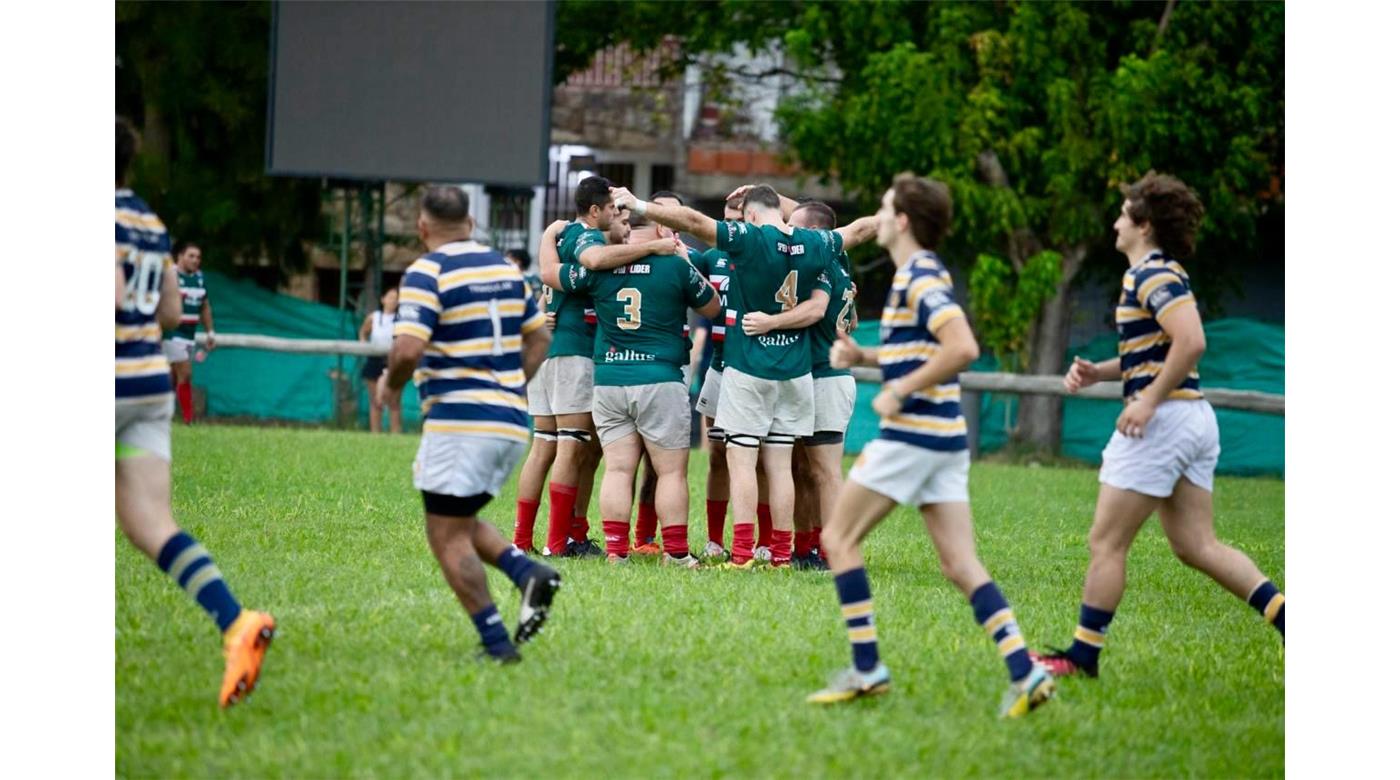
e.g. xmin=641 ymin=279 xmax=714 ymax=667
xmin=790 ymin=200 xmax=836 ymax=230
xmin=649 ymin=190 xmax=684 ymax=205
xmin=741 ymin=184 xmax=782 ymax=213
xmin=1121 ymin=172 xmax=1205 ymax=258
xmin=891 ymin=173 xmax=953 ymax=249
xmin=575 ymin=175 xmax=613 ymax=214
xmin=505 ymin=248 xmax=530 ymax=269
xmin=172 ymin=240 xmax=199 ymax=258
xmin=421 ymin=185 xmax=471 ymax=223
xmin=117 ymin=116 xmax=138 ymax=185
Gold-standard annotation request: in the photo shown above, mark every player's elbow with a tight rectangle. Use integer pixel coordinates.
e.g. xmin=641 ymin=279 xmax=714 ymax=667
xmin=949 ymin=337 xmax=979 ymax=368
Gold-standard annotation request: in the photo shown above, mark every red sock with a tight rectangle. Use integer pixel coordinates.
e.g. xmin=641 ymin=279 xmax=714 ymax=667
xmin=795 ymin=529 xmax=813 ymax=558
xmin=732 ymin=522 xmax=755 ymax=563
xmin=757 ymin=503 xmax=773 ymax=547
xmin=661 ymin=523 xmax=688 ymax=557
xmin=771 ymin=529 xmax=793 ymax=565
xmin=513 ymin=499 xmax=540 ymax=550
xmin=814 ymin=526 xmax=825 ymax=559
xmin=706 ymin=500 xmax=728 ymax=545
xmin=176 ymin=381 xmax=194 ymax=424
xmin=572 ymin=514 xmax=590 ymax=542
xmin=637 ymin=502 xmax=658 ymax=543
xmin=546 ymin=483 xmax=577 ymax=555
xmin=603 ymin=520 xmax=629 ymax=557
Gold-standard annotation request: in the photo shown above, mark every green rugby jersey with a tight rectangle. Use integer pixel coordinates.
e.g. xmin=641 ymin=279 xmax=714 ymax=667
xmin=810 ymin=252 xmax=857 ymax=379
xmin=713 ymin=220 xmax=838 ymax=380
xmin=164 ymin=269 xmax=207 ymax=340
xmin=558 ymin=257 xmax=715 ymax=386
xmin=693 ymin=247 xmax=732 ymax=371
xmin=547 ymin=221 xmax=604 ymax=358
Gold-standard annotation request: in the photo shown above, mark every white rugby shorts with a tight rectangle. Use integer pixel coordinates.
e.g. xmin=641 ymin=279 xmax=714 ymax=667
xmin=162 ymin=337 xmax=195 ymax=364
xmin=115 ymin=397 xmax=174 ymax=462
xmin=811 ymin=375 xmax=857 ymax=435
xmin=695 ymin=366 xmax=724 ymax=419
xmin=713 ymin=367 xmax=814 ymax=439
xmin=526 ymin=355 xmax=594 ymax=417
xmin=848 ymin=438 xmax=970 ymax=506
xmin=413 ymin=433 xmax=527 ymax=497
xmin=1099 ymin=399 xmax=1220 ymax=497
xmin=593 ymin=381 xmax=692 ymax=449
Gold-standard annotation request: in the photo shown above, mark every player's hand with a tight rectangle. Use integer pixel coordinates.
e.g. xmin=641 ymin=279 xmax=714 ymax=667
xmin=204 ymin=331 xmax=217 ymax=352
xmin=610 ymin=187 xmax=638 ymax=211
xmin=873 ymin=387 xmax=903 ymax=419
xmin=545 ymin=311 xmax=557 ymax=333
xmin=650 ymin=237 xmax=680 ymax=256
xmin=742 ymin=311 xmax=775 ymax=335
xmin=724 ymin=184 xmax=754 ymax=203
xmin=1064 ymin=356 xmax=1098 ymax=393
xmin=830 ymin=331 xmax=863 ymax=369
xmin=1116 ymin=396 xmax=1156 ymax=438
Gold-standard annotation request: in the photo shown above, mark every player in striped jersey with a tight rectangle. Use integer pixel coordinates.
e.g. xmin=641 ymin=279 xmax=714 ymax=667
xmin=382 ymin=186 xmax=561 ymax=663
xmin=161 ymin=240 xmax=216 ymax=425
xmin=1032 ymin=173 xmax=1285 ymax=680
xmin=807 ymin=174 xmax=1053 ymax=718
xmin=115 ymin=117 xmax=275 ymax=707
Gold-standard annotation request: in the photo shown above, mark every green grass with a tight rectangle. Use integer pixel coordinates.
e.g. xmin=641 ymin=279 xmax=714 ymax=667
xmin=117 ymin=425 xmax=1284 ymax=778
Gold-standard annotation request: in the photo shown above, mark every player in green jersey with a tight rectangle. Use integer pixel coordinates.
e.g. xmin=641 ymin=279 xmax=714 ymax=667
xmin=160 ymin=241 xmax=215 ymax=424
xmin=542 ymin=208 xmax=719 ymax=565
xmin=609 ymin=184 xmax=877 ymax=570
xmin=516 ymin=177 xmax=681 ymax=558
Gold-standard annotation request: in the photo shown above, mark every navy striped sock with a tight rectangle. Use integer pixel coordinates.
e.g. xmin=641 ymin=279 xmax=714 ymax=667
xmin=834 ymin=568 xmax=880 ymax=672
xmin=156 ymin=531 xmax=242 ymax=633
xmin=496 ymin=547 xmax=536 ymax=590
xmin=970 ymin=582 xmax=1033 ymax=683
xmin=470 ymin=605 xmax=514 ymax=658
xmin=1247 ymin=580 xmax=1285 ymax=637
xmin=1066 ymin=603 xmax=1114 ymax=672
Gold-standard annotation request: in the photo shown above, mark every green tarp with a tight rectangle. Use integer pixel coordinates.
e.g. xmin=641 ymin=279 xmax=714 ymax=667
xmin=192 ymin=271 xmax=1281 ymax=475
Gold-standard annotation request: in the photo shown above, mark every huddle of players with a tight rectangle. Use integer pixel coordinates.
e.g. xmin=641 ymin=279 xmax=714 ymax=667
xmin=118 ymin=107 xmax=1283 ymax=715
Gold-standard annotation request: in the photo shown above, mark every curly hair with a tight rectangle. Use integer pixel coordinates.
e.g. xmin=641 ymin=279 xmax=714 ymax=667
xmin=1121 ymin=172 xmax=1205 ymax=258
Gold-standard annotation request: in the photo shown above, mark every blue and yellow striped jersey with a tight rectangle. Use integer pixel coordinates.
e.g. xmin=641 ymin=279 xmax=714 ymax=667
xmin=394 ymin=241 xmax=547 ymax=443
xmin=876 ymin=251 xmax=968 ymax=452
xmin=1116 ymin=252 xmax=1203 ymax=402
xmin=115 ymin=189 xmax=174 ymax=404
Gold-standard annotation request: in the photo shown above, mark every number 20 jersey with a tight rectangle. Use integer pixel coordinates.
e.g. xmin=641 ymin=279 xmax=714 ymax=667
xmin=115 ymin=189 xmax=173 ymax=404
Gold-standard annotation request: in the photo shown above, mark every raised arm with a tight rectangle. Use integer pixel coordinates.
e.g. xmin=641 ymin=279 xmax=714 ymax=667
xmin=835 ymin=216 xmax=879 ymax=250
xmin=538 ymin=220 xmax=569 ymax=291
xmin=611 ymin=187 xmax=717 ymax=246
xmin=725 ymin=184 xmax=801 ymax=220
xmin=578 ymin=237 xmax=679 ymax=271
xmin=741 ymin=289 xmax=830 ymax=335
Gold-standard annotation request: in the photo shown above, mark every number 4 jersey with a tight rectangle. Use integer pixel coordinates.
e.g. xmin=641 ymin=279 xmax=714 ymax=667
xmin=116 ymin=188 xmax=174 ymax=404
xmin=558 ymin=256 xmax=716 ymax=386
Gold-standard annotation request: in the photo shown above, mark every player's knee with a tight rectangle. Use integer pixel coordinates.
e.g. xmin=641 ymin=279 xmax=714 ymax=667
xmin=1168 ymin=535 xmax=1215 ymax=569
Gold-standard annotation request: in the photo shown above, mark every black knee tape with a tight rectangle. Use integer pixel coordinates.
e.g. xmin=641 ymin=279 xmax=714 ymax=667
xmin=422 ymin=491 xmax=493 ymax=518
xmin=707 ymin=426 xmax=727 ymax=443
xmin=557 ymin=428 xmax=593 ymax=444
xmin=726 ymin=432 xmax=761 ymax=449
xmin=762 ymin=433 xmax=797 ymax=448
xmin=801 ymin=430 xmax=844 ymax=446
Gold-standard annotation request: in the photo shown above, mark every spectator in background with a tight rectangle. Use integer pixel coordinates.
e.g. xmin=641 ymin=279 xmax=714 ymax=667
xmin=360 ymin=287 xmax=403 ymax=433
xmin=507 ymin=248 xmax=544 ymax=302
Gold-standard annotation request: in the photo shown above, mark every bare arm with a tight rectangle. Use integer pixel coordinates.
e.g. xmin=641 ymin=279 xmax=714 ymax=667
xmin=834 ymin=216 xmax=879 ymax=250
xmin=696 ymin=293 xmax=722 ymax=321
xmin=201 ymin=297 xmax=216 ymax=349
xmin=538 ymin=221 xmax=568 ymax=291
xmin=359 ymin=314 xmax=373 ymax=341
xmin=724 ymin=184 xmax=800 ymax=220
xmin=830 ymin=331 xmax=880 ymax=369
xmin=612 ymin=188 xmax=718 ymax=245
xmin=521 ymin=324 xmax=552 ymax=381
xmin=742 ymin=289 xmax=830 ymax=335
xmin=687 ymin=322 xmax=710 ymax=379
xmin=156 ymin=265 xmax=181 ymax=331
xmin=116 ymin=262 xmax=126 ymax=310
xmin=1139 ymin=304 xmax=1206 ymax=405
xmin=384 ymin=334 xmax=427 ymax=394
xmin=578 ymin=238 xmax=678 ymax=271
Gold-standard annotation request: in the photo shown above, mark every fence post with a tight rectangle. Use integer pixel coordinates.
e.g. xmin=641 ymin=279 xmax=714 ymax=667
xmin=963 ymin=388 xmax=980 ymax=459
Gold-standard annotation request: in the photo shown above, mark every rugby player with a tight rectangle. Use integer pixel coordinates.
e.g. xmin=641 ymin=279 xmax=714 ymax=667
xmin=610 ymin=185 xmax=877 ymax=569
xmin=506 ymin=248 xmax=543 ymax=302
xmin=540 ymin=211 xmax=721 ymax=565
xmin=116 ymin=117 xmax=274 ymax=707
xmin=161 ymin=240 xmax=215 ymax=424
xmin=806 ymin=174 xmax=1053 ymax=719
xmin=382 ymin=186 xmax=561 ymax=663
xmin=515 ymin=177 xmax=676 ymax=557
xmin=1031 ymin=173 xmax=1285 ymax=679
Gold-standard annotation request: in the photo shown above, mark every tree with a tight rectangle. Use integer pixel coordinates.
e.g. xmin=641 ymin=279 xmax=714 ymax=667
xmin=558 ymin=0 xmax=1283 ymax=451
xmin=116 ymin=1 xmax=323 ymax=281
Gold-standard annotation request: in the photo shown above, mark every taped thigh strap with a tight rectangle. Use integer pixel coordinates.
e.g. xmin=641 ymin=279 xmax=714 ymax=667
xmin=557 ymin=427 xmax=593 ymax=444
xmin=762 ymin=433 xmax=797 ymax=448
xmin=726 ymin=432 xmax=761 ymax=449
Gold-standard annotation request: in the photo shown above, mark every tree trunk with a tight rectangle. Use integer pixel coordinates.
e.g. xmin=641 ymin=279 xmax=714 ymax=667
xmin=1015 ymin=245 xmax=1088 ymax=452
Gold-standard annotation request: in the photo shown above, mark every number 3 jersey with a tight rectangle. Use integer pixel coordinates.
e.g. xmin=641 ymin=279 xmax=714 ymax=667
xmin=712 ymin=220 xmax=837 ymax=381
xmin=558 ymin=256 xmax=715 ymax=386
xmin=395 ymin=241 xmax=548 ymax=443
xmin=116 ymin=189 xmax=174 ymax=404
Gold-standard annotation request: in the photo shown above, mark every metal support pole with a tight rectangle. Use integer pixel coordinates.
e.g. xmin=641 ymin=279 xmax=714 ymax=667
xmin=336 ymin=188 xmax=353 ymax=429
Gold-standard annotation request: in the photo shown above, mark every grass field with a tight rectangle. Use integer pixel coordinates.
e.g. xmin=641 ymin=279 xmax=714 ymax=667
xmin=117 ymin=425 xmax=1284 ymax=778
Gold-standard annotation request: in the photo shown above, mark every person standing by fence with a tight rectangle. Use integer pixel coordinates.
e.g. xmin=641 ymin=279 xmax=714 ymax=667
xmin=360 ymin=287 xmax=403 ymax=433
